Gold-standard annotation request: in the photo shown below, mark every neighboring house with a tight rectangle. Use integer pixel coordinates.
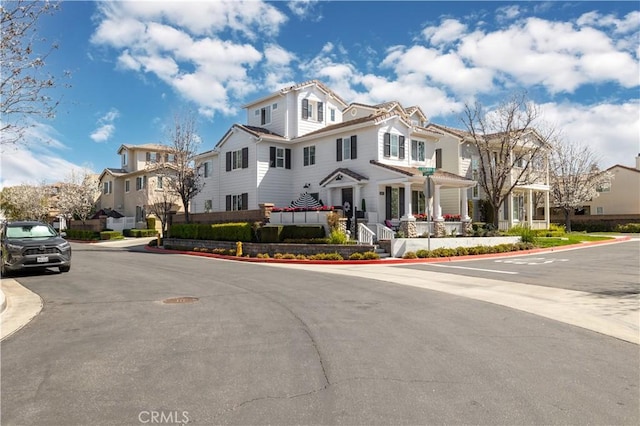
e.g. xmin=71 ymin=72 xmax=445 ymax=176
xmin=192 ymin=80 xmax=478 ymax=233
xmin=427 ymin=124 xmax=551 ymax=230
xmin=582 ymin=156 xmax=640 ymax=215
xmin=97 ymin=144 xmax=183 ymax=225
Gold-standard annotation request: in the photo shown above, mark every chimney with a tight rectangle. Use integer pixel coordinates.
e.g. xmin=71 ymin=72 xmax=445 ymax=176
xmin=636 ymin=153 xmax=640 ymax=170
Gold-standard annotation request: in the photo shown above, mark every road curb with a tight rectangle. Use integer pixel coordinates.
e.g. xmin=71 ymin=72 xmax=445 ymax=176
xmin=1 ymin=279 xmax=43 ymax=341
xmin=145 ymin=235 xmax=632 ymax=265
xmin=0 ymin=286 xmax=6 ymax=314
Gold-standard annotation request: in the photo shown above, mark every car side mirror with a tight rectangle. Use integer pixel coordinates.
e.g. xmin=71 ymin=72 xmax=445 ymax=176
xmin=60 ymin=231 xmax=67 ymax=238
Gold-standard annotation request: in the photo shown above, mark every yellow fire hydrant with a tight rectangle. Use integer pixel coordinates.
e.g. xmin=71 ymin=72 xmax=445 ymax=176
xmin=236 ymin=241 xmax=243 ymax=257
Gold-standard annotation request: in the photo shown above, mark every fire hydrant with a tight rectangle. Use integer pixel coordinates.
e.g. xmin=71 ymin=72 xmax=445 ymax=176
xmin=236 ymin=241 xmax=243 ymax=257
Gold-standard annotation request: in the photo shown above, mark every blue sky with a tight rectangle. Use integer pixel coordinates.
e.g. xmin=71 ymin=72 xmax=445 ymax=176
xmin=1 ymin=0 xmax=639 ymax=188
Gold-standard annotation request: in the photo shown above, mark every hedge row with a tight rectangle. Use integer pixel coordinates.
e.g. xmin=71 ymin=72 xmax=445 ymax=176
xmin=100 ymin=231 xmax=123 ymax=240
xmin=65 ymin=229 xmax=99 ymax=240
xmin=260 ymin=225 xmax=325 ymax=243
xmin=124 ymin=229 xmax=158 ymax=237
xmin=170 ymin=222 xmax=253 ymax=242
xmin=403 ymin=242 xmax=535 ymax=259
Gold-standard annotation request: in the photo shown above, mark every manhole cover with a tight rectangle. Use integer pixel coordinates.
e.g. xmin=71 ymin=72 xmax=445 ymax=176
xmin=162 ymin=297 xmax=199 ymax=304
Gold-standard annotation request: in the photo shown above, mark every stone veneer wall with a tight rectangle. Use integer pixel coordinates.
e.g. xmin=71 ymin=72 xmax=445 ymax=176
xmin=164 ymin=238 xmax=376 ymax=258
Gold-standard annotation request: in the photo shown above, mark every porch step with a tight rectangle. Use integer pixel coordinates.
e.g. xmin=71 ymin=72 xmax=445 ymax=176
xmin=374 ymin=245 xmax=391 ymax=259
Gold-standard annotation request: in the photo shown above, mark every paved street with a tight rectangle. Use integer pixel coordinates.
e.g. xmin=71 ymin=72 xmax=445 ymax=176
xmin=1 ymin=239 xmax=638 ymax=425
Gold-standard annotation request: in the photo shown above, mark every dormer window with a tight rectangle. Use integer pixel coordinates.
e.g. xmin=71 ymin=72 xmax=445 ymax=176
xmin=121 ymin=152 xmax=127 ymax=167
xmin=259 ymin=105 xmax=271 ymax=125
xmin=302 ymin=99 xmax=324 ymax=122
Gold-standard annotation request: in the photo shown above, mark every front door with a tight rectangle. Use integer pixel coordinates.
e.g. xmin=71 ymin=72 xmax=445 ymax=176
xmin=341 ymin=187 xmax=353 ymax=217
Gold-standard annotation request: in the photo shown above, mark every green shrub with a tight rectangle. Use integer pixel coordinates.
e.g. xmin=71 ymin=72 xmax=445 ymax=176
xmin=510 ymin=224 xmax=538 ymax=245
xmin=281 ymin=253 xmax=296 ymax=259
xmin=456 ymin=246 xmax=469 ymax=256
xmin=615 ymin=223 xmax=640 ymax=233
xmin=146 ymin=217 xmax=156 ymax=230
xmin=100 ymin=230 xmax=123 ymax=240
xmin=309 ymin=252 xmax=344 ymax=261
xmin=124 ymin=228 xmax=158 ymax=237
xmin=349 ymin=252 xmax=364 ymax=260
xmin=362 ymin=251 xmax=380 ymax=260
xmin=328 ymin=229 xmax=349 ymax=244
xmin=260 ymin=225 xmax=283 ymax=243
xmin=282 ymin=238 xmax=331 ymax=244
xmin=65 ymin=229 xmax=99 ymax=240
xmin=416 ymin=249 xmax=430 ymax=258
xmin=170 ymin=222 xmax=253 ymax=242
xmin=273 ymin=253 xmax=284 ymax=259
xmin=402 ymin=251 xmax=417 ymax=259
xmin=281 ymin=225 xmax=325 ymax=240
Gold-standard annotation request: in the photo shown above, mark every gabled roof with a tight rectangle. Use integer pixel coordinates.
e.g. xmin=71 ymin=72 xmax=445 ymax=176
xmin=98 ymin=168 xmax=127 ymax=181
xmin=117 ymin=143 xmax=169 ymax=154
xmin=369 ymin=160 xmax=475 ymax=187
xmin=606 ymin=164 xmax=640 ymax=174
xmin=214 ymin=124 xmax=288 ymax=149
xmin=319 ymin=168 xmax=369 ymax=186
xmin=242 ymin=79 xmax=349 ymax=109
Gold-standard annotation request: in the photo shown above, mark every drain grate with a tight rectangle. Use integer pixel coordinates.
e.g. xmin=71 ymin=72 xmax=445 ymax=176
xmin=162 ymin=296 xmax=199 ymax=304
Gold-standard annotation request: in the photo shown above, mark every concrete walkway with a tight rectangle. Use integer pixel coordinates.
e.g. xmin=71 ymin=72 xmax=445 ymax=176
xmin=1 ymin=278 xmax=43 ymax=341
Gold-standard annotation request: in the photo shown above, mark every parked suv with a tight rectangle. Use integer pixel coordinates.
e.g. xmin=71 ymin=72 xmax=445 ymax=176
xmin=1 ymin=221 xmax=71 ymax=276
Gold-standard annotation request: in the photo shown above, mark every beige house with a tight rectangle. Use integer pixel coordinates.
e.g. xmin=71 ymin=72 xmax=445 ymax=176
xmin=583 ymin=156 xmax=640 ymax=215
xmin=97 ymin=144 xmax=184 ymax=227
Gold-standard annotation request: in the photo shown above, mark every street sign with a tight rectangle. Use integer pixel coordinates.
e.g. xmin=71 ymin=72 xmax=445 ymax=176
xmin=418 ymin=167 xmax=435 ymax=176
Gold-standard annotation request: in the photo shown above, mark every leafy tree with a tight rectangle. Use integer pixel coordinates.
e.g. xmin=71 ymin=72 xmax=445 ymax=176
xmin=163 ymin=111 xmax=204 ymax=223
xmin=461 ymin=92 xmax=552 ymax=228
xmin=57 ymin=169 xmax=100 ymax=224
xmin=1 ymin=0 xmax=69 ymax=146
xmin=142 ymin=172 xmax=181 ymax=238
xmin=549 ymin=138 xmax=612 ymax=232
xmin=0 ymin=182 xmax=50 ymax=220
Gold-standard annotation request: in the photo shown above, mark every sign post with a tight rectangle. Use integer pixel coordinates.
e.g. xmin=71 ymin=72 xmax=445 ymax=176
xmin=419 ymin=167 xmax=436 ymax=250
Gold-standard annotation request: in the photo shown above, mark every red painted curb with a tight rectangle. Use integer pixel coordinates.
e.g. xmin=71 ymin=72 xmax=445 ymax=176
xmin=144 ymin=236 xmax=631 ymax=265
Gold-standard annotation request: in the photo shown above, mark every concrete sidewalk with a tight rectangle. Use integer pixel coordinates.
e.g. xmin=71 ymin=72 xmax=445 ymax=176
xmin=1 ymin=278 xmax=43 ymax=341
xmin=263 ymin=261 xmax=640 ymax=345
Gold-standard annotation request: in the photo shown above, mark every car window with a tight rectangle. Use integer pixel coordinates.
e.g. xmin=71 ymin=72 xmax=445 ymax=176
xmin=6 ymin=225 xmax=57 ymax=239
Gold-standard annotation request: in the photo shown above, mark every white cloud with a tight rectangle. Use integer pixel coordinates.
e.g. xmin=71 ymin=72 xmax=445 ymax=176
xmin=287 ymin=0 xmax=321 ymax=21
xmin=422 ymin=19 xmax=467 ymax=45
xmin=91 ymin=0 xmax=285 ymax=118
xmin=539 ymin=101 xmax=640 ymax=169
xmin=90 ymin=108 xmax=120 ymax=143
xmin=1 ymin=123 xmax=91 ymax=189
xmin=496 ymin=5 xmax=521 ymax=22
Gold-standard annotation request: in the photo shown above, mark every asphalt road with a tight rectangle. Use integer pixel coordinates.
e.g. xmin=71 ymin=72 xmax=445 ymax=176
xmin=1 ymin=241 xmax=638 ymax=425
xmin=399 ymin=238 xmax=640 ymax=296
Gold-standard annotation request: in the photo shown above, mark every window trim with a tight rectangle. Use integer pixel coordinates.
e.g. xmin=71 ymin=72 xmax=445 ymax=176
xmin=303 ymin=145 xmax=316 ymax=166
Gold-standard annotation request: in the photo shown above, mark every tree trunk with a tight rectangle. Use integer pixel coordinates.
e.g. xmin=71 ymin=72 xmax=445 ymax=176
xmin=492 ymin=202 xmax=500 ymax=229
xmin=563 ymin=209 xmax=572 ymax=233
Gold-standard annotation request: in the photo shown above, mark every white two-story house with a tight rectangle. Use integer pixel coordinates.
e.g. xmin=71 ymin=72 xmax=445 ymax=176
xmin=192 ymin=80 xmax=479 ymax=235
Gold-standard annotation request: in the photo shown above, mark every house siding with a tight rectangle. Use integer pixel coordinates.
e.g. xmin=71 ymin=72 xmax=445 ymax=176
xmin=583 ymin=166 xmax=640 ymax=215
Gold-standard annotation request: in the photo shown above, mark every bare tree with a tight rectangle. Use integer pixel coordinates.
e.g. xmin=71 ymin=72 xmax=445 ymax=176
xmin=1 ymin=0 xmax=69 ymax=146
xmin=0 ymin=182 xmax=50 ymax=220
xmin=143 ymin=171 xmax=181 ymax=238
xmin=549 ymin=138 xmax=612 ymax=232
xmin=164 ymin=111 xmax=204 ymax=223
xmin=461 ymin=92 xmax=552 ymax=228
xmin=57 ymin=169 xmax=100 ymax=225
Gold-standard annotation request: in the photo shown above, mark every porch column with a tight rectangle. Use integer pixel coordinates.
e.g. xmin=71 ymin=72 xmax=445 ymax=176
xmin=403 ymin=182 xmax=413 ymax=218
xmin=460 ymin=188 xmax=470 ymax=220
xmin=433 ymin=184 xmax=443 ymax=220
xmin=326 ymin=188 xmax=332 ymax=208
xmin=544 ymin=190 xmax=550 ymax=229
xmin=527 ymin=188 xmax=533 ymax=228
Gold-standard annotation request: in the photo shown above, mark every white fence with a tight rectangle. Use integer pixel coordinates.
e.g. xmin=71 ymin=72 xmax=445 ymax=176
xmin=106 ymin=216 xmax=136 ymax=232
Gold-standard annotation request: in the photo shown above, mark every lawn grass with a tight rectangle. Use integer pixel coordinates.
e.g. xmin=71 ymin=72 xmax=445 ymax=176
xmin=535 ymin=233 xmax=613 ymax=248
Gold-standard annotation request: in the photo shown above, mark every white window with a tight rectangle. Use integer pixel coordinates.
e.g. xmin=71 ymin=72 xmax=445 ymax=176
xmin=204 ymin=199 xmax=213 ymax=213
xmin=157 ymin=176 xmax=163 ymax=189
xmin=167 ymin=153 xmax=176 ymax=163
xmin=232 ymin=150 xmax=243 ymax=169
xmin=276 ymin=147 xmax=285 ymax=168
xmin=330 ymin=108 xmax=336 ymax=122
xmin=390 ymin=134 xmax=399 ymax=157
xmin=342 ymin=137 xmax=352 ymax=160
xmin=121 ymin=152 xmax=127 ymax=167
xmin=203 ymin=161 xmax=212 ymax=178
xmin=103 ymin=181 xmax=112 ymax=194
xmin=255 ymin=109 xmax=260 ymax=116
xmin=136 ymin=176 xmax=147 ymax=191
xmin=304 ymin=146 xmax=316 ymax=166
xmin=125 ymin=180 xmax=130 ymax=193
xmin=596 ymin=181 xmax=611 ymax=192
xmin=272 ymin=103 xmax=278 ymax=110
xmin=411 ymin=140 xmax=425 ymax=162
xmin=471 ymin=156 xmax=479 ymax=199
xmin=260 ymin=105 xmax=271 ymax=125
xmin=596 ymin=206 xmax=604 ymax=215
xmin=302 ymin=99 xmax=324 ymax=122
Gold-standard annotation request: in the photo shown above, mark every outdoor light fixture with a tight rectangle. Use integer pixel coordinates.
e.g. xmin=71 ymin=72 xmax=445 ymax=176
xmin=335 ymin=174 xmax=343 ymax=181
xmin=303 ymin=183 xmax=311 ymax=189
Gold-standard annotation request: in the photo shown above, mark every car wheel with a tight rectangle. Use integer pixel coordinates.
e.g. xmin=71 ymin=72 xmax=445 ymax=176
xmin=59 ymin=265 xmax=71 ymax=273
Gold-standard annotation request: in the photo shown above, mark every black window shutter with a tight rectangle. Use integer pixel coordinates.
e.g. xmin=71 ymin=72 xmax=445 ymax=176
xmin=399 ymin=187 xmax=405 ymax=218
xmin=241 ymin=193 xmax=248 ymax=210
xmin=242 ymin=147 xmax=249 ymax=168
xmin=318 ymin=102 xmax=324 ymax=122
xmin=225 ymin=195 xmax=232 ymax=211
xmin=285 ymin=148 xmax=291 ymax=169
xmin=411 ymin=140 xmax=417 ymax=160
xmin=385 ymin=187 xmax=392 ymax=220
xmin=302 ymin=99 xmax=309 ymax=119
xmin=146 ymin=152 xmax=151 ymax=161
xmin=350 ymin=135 xmax=357 ymax=159
xmin=384 ymin=133 xmax=391 ymax=157
xmin=336 ymin=138 xmax=342 ymax=162
xmin=436 ymin=148 xmax=442 ymax=169
xmin=399 ymin=136 xmax=405 ymax=159
xmin=269 ymin=146 xmax=276 ymax=167
xmin=226 ymin=152 xmax=232 ymax=171
xmin=412 ymin=191 xmax=418 ymax=215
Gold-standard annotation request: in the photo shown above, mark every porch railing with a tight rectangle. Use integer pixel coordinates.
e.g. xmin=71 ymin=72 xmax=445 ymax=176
xmin=357 ymin=223 xmax=375 ymax=245
xmin=375 ymin=223 xmax=395 ymax=241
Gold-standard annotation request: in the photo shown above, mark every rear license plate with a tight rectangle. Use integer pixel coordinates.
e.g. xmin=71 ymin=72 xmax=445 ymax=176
xmin=36 ymin=256 xmax=49 ymax=263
